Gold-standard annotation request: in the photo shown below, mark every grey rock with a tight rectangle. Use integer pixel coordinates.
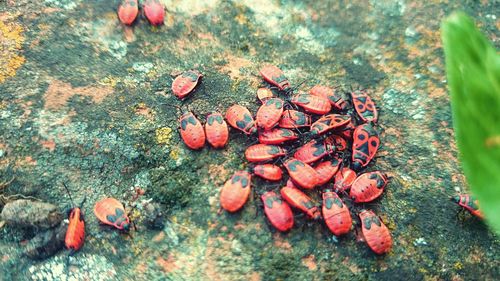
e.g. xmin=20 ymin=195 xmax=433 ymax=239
xmin=24 ymin=223 xmax=66 ymax=260
xmin=143 ymin=202 xmax=166 ymax=230
xmin=1 ymin=200 xmax=63 ymax=229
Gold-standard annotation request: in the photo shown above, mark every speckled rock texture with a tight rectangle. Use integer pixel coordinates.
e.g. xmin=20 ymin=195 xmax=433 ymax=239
xmin=0 ymin=0 xmax=499 ymax=280
xmin=1 ymin=200 xmax=63 ymax=229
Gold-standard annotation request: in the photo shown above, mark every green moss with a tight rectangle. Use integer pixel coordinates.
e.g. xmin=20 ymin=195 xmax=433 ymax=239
xmin=149 ymin=167 xmax=196 ymax=210
xmin=255 ymin=250 xmax=309 ymax=281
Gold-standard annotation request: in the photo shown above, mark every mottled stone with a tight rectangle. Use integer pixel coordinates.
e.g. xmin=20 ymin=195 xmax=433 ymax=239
xmin=24 ymin=223 xmax=66 ymax=260
xmin=142 ymin=201 xmax=166 ymax=230
xmin=1 ymin=200 xmax=63 ymax=229
xmin=0 ymin=0 xmax=499 ymax=280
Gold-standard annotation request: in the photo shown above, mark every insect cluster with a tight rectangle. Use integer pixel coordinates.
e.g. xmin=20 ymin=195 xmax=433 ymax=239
xmin=173 ymin=65 xmax=393 ymax=255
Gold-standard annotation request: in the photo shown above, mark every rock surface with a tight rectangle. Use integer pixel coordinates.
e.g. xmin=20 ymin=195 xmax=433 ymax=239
xmin=0 ymin=0 xmax=499 ymax=280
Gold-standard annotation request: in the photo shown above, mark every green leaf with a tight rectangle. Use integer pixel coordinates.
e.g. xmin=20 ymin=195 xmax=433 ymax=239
xmin=442 ymin=12 xmax=500 ymax=234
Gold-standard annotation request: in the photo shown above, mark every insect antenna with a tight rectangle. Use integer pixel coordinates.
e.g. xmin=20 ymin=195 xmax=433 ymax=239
xmin=62 ymin=182 xmax=76 ymax=207
xmin=276 ymin=157 xmax=287 ymax=167
xmin=79 ymin=196 xmax=87 ymax=209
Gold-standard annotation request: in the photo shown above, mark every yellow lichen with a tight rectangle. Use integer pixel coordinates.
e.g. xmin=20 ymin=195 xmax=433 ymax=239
xmin=234 ymin=13 xmax=248 ymax=25
xmin=129 ymin=208 xmax=142 ymax=224
xmin=99 ymin=76 xmax=119 ymax=88
xmin=156 ymin=127 xmax=173 ymax=145
xmin=169 ymin=147 xmax=180 ymax=161
xmin=0 ymin=101 xmax=7 ymax=110
xmin=0 ymin=20 xmax=25 ymax=83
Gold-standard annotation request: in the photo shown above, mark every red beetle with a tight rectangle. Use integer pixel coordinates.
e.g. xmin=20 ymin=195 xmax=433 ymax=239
xmin=283 ymin=158 xmax=319 ymax=189
xmin=66 ymin=207 xmax=85 ymax=252
xmin=451 ymin=194 xmax=484 ymax=219
xmin=291 ymin=94 xmax=331 ymax=115
xmin=325 ymin=135 xmax=348 ymax=151
xmin=257 ymin=88 xmax=274 ymax=103
xmin=322 ymin=190 xmax=352 ymax=236
xmin=256 ymin=98 xmax=284 ymax=130
xmin=220 ymin=171 xmax=252 ymax=212
xmin=258 ymin=128 xmax=298 ymax=145
xmin=359 ymin=209 xmax=392 ymax=255
xmin=179 ymin=112 xmax=205 ymax=150
xmin=118 ymin=0 xmax=139 ymax=25
xmin=94 ymin=198 xmax=131 ymax=231
xmin=171 ymin=70 xmax=203 ymax=100
xmin=225 ymin=105 xmax=257 ymax=135
xmin=333 ymin=167 xmax=357 ymax=193
xmin=245 ymin=144 xmax=286 ymax=162
xmin=143 ymin=0 xmax=165 ymax=26
xmin=310 ymin=114 xmax=351 ymax=136
xmin=281 ymin=183 xmax=321 ymax=219
xmin=253 ymin=164 xmax=283 ymax=181
xmin=350 ymin=171 xmax=388 ymax=203
xmin=309 ymin=85 xmax=347 ymax=111
xmin=351 ymin=90 xmax=378 ymax=123
xmin=261 ymin=191 xmax=294 ymax=232
xmin=62 ymin=183 xmax=85 ymax=252
xmin=279 ymin=110 xmax=312 ymax=129
xmin=205 ymin=112 xmax=229 ymax=148
xmin=294 ymin=139 xmax=334 ymax=164
xmin=260 ymin=65 xmax=290 ymax=91
xmin=314 ymin=158 xmax=342 ymax=186
xmin=352 ymin=122 xmax=379 ymax=170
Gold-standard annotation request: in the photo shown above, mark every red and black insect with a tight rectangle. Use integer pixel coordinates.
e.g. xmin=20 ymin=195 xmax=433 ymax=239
xmin=283 ymin=158 xmax=319 ymax=189
xmin=118 ymin=0 xmax=139 ymax=25
xmin=281 ymin=182 xmax=321 ymax=220
xmin=258 ymin=128 xmax=298 ymax=145
xmin=94 ymin=198 xmax=131 ymax=231
xmin=325 ymin=135 xmax=348 ymax=152
xmin=359 ymin=209 xmax=392 ymax=255
xmin=309 ymin=85 xmax=347 ymax=111
xmin=294 ymin=139 xmax=335 ymax=164
xmin=245 ymin=144 xmax=286 ymax=162
xmin=260 ymin=65 xmax=290 ymax=91
xmin=314 ymin=158 xmax=342 ymax=186
xmin=261 ymin=191 xmax=294 ymax=232
xmin=352 ymin=122 xmax=379 ymax=170
xmin=62 ymin=183 xmax=85 ymax=253
xmin=220 ymin=171 xmax=252 ymax=212
xmin=257 ymin=88 xmax=274 ymax=104
xmin=253 ymin=164 xmax=283 ymax=181
xmin=179 ymin=112 xmax=205 ymax=150
xmin=205 ymin=112 xmax=229 ymax=148
xmin=256 ymin=98 xmax=284 ymax=130
xmin=350 ymin=171 xmax=388 ymax=203
xmin=451 ymin=194 xmax=484 ymax=219
xmin=322 ymin=190 xmax=352 ymax=236
xmin=291 ymin=93 xmax=331 ymax=115
xmin=333 ymin=167 xmax=357 ymax=193
xmin=338 ymin=120 xmax=355 ymax=140
xmin=143 ymin=0 xmax=165 ymax=26
xmin=351 ymin=90 xmax=378 ymax=123
xmin=279 ymin=110 xmax=312 ymax=129
xmin=310 ymin=114 xmax=351 ymax=136
xmin=225 ymin=105 xmax=257 ymax=135
xmin=171 ymin=70 xmax=203 ymax=100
